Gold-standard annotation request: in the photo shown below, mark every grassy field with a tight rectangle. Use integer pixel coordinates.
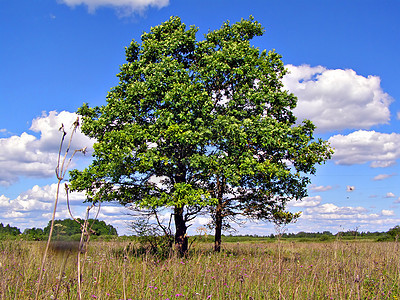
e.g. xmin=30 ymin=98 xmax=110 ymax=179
xmin=1 ymin=239 xmax=400 ymax=299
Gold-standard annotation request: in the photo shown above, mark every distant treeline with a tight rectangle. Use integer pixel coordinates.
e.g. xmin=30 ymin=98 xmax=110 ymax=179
xmin=2 ymin=221 xmax=400 ymax=242
xmin=0 ymin=223 xmax=21 ymax=236
xmin=0 ymin=219 xmax=118 ymax=241
xmin=220 ymin=227 xmax=400 ymax=242
xmin=277 ymin=230 xmax=387 ymax=239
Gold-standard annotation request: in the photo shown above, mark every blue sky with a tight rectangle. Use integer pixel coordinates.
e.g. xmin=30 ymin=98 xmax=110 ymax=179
xmin=1 ymin=0 xmax=400 ymax=235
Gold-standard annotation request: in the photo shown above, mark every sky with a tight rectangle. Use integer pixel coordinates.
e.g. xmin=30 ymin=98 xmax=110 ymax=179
xmin=1 ymin=0 xmax=400 ymax=236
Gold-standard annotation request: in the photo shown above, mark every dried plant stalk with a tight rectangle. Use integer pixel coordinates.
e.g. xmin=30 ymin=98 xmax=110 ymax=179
xmin=35 ymin=118 xmax=87 ymax=300
xmin=65 ymin=182 xmax=101 ymax=299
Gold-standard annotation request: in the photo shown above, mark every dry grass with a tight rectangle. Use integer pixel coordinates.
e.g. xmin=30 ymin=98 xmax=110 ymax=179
xmin=1 ymin=239 xmax=399 ymax=299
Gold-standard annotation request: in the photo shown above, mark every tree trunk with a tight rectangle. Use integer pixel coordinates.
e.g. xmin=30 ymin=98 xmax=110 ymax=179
xmin=174 ymin=206 xmax=188 ymax=257
xmin=214 ymin=200 xmax=223 ymax=252
xmin=214 ymin=176 xmax=225 ymax=252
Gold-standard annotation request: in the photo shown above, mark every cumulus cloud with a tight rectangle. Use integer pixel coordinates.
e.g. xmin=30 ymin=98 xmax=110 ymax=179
xmin=0 ymin=184 xmax=87 ymax=214
xmin=296 ymin=202 xmax=399 ymax=231
xmin=0 ymin=111 xmax=94 ymax=186
xmin=0 ymin=183 xmax=132 ymax=234
xmin=0 ymin=186 xmax=51 ymax=213
xmin=385 ymin=192 xmax=396 ymax=198
xmin=58 ymin=0 xmax=169 ymax=14
xmin=328 ymin=130 xmax=400 ymax=166
xmin=289 ymin=195 xmax=322 ymax=207
xmin=381 ymin=209 xmax=395 ymax=216
xmin=373 ymin=173 xmax=396 ymax=181
xmin=283 ymin=64 xmax=393 ymax=132
xmin=280 ymin=199 xmax=400 ymax=234
xmin=304 ymin=203 xmax=367 ymax=216
xmin=0 ymin=184 xmax=79 ymax=229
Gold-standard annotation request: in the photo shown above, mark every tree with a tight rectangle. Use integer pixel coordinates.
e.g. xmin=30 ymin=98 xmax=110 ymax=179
xmin=0 ymin=223 xmax=21 ymax=237
xmin=90 ymin=219 xmax=118 ymax=236
xmin=70 ymin=16 xmax=215 ymax=256
xmin=43 ymin=219 xmax=118 ymax=236
xmin=193 ymin=19 xmax=333 ymax=251
xmin=23 ymin=228 xmax=45 ymax=240
xmin=70 ymin=16 xmax=332 ymax=255
xmin=387 ymin=225 xmax=400 ymax=240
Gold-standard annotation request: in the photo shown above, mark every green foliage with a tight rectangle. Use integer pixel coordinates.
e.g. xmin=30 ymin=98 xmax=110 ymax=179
xmin=387 ymin=225 xmax=400 ymax=240
xmin=69 ymin=16 xmax=332 ymax=254
xmin=23 ymin=228 xmax=45 ymax=241
xmin=43 ymin=219 xmax=118 ymax=236
xmin=193 ymin=17 xmax=332 ymax=245
xmin=0 ymin=223 xmax=21 ymax=238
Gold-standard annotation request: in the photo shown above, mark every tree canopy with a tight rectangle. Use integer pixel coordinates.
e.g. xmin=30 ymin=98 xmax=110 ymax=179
xmin=43 ymin=219 xmax=118 ymax=236
xmin=70 ymin=16 xmax=332 ymax=255
xmin=0 ymin=223 xmax=21 ymax=236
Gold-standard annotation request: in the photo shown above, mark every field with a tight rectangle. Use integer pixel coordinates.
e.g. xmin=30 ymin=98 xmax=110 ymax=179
xmin=1 ymin=239 xmax=400 ymax=299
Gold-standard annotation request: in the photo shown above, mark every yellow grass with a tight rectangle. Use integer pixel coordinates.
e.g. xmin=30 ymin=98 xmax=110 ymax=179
xmin=1 ymin=240 xmax=399 ymax=299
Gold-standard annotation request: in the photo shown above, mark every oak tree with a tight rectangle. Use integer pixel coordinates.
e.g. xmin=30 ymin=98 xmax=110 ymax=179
xmin=195 ymin=19 xmax=333 ymax=251
xmin=70 ymin=16 xmax=332 ymax=255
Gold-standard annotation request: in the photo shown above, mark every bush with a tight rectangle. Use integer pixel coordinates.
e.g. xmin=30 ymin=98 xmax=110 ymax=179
xmin=319 ymin=234 xmax=331 ymax=241
xmin=376 ymin=234 xmax=392 ymax=242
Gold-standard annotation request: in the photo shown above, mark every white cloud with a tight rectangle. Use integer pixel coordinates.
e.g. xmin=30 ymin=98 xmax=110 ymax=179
xmin=0 ymin=132 xmax=55 ymax=185
xmin=280 ymin=199 xmax=400 ymax=234
xmin=296 ymin=202 xmax=398 ymax=231
xmin=381 ymin=209 xmax=395 ymax=216
xmin=283 ymin=194 xmax=400 ymax=232
xmin=0 ymin=184 xmax=85 ymax=216
xmin=328 ymin=130 xmax=400 ymax=166
xmin=100 ymin=206 xmax=126 ymax=215
xmin=0 ymin=183 xmax=133 ymax=234
xmin=3 ymin=211 xmax=25 ymax=218
xmin=289 ymin=195 xmax=322 ymax=207
xmin=304 ymin=203 xmax=367 ymax=215
xmin=370 ymin=161 xmax=397 ymax=168
xmin=373 ymin=173 xmax=396 ymax=181
xmin=0 ymin=184 xmax=65 ymax=229
xmin=58 ymin=0 xmax=169 ymax=14
xmin=0 ymin=111 xmax=94 ymax=186
xmin=196 ymin=216 xmax=211 ymax=226
xmin=283 ymin=65 xmax=393 ymax=132
xmin=385 ymin=192 xmax=396 ymax=198
xmin=309 ymin=185 xmax=333 ymax=192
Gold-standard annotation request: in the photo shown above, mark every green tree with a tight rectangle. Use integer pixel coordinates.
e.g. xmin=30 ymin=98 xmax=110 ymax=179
xmin=90 ymin=220 xmax=118 ymax=235
xmin=23 ymin=228 xmax=45 ymax=240
xmin=194 ymin=18 xmax=332 ymax=251
xmin=43 ymin=219 xmax=117 ymax=236
xmin=70 ymin=16 xmax=332 ymax=255
xmin=70 ymin=16 xmax=216 ymax=256
xmin=0 ymin=223 xmax=21 ymax=236
xmin=387 ymin=225 xmax=400 ymax=240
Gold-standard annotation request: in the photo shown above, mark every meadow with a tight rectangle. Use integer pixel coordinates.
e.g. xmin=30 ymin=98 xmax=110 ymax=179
xmin=1 ymin=239 xmax=399 ymax=299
